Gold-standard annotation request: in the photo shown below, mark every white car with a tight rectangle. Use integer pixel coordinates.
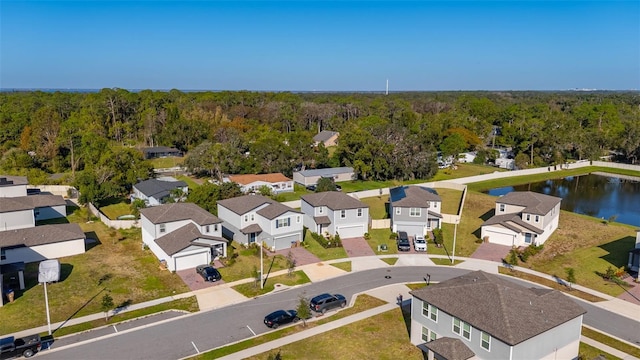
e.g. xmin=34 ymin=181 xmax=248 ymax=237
xmin=413 ymin=235 xmax=427 ymax=252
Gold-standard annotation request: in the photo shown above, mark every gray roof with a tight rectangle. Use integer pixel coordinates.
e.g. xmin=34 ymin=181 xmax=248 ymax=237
xmin=421 ymin=337 xmax=474 ymax=360
xmin=301 ymin=192 xmax=368 ymax=211
xmin=257 ymin=202 xmax=301 ymax=220
xmin=497 ymin=191 xmax=561 ymax=215
xmin=140 ymin=203 xmax=221 ymax=225
xmin=0 ymin=176 xmax=28 ymax=187
xmin=142 ymin=146 xmax=181 ymax=155
xmin=217 ymin=194 xmax=275 ymax=215
xmin=1 ymin=223 xmax=86 ymax=248
xmin=390 ymin=186 xmax=441 ymax=208
xmin=482 ymin=213 xmax=543 ymax=235
xmin=296 ymin=167 xmax=354 ymax=177
xmin=134 ymin=178 xmax=187 ymax=199
xmin=410 ymin=271 xmax=585 ymax=346
xmin=241 ymin=223 xmax=263 ymax=234
xmin=0 ymin=195 xmax=66 ymax=213
xmin=155 ymin=223 xmax=226 ymax=256
xmin=314 ymin=216 xmax=331 ymax=225
xmin=313 ymin=130 xmax=339 ymax=143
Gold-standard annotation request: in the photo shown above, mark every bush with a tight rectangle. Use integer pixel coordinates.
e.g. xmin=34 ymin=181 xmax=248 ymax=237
xmin=310 ymin=232 xmax=342 ymax=249
xmin=518 ymin=244 xmax=543 ymax=263
xmin=432 ymin=228 xmax=443 ymax=246
xmin=364 ymin=232 xmax=371 ymax=240
xmin=389 ymin=232 xmax=397 ymax=240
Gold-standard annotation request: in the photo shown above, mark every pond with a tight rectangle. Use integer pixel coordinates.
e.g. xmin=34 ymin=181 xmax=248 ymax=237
xmin=484 ymin=173 xmax=640 ymax=227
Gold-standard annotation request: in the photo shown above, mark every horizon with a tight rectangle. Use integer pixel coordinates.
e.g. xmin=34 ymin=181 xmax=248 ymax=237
xmin=2 ymin=1 xmax=639 ymax=91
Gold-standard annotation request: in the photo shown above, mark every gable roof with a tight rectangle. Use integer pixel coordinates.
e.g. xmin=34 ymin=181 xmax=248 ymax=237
xmin=0 ymin=176 xmax=28 ymax=187
xmin=497 ymin=191 xmax=561 ymax=215
xmin=390 ymin=186 xmax=441 ymax=208
xmin=228 ymin=173 xmax=291 ymax=185
xmin=313 ymin=130 xmax=339 ymax=143
xmin=296 ymin=167 xmax=354 ymax=177
xmin=421 ymin=337 xmax=474 ymax=360
xmin=154 ymin=223 xmax=226 ymax=256
xmin=217 ymin=194 xmax=274 ymax=215
xmin=482 ymin=213 xmax=544 ymax=234
xmin=0 ymin=195 xmax=66 ymax=213
xmin=140 ymin=203 xmax=221 ymax=225
xmin=301 ymin=191 xmax=368 ymax=211
xmin=410 ymin=270 xmax=585 ymax=346
xmin=256 ymin=202 xmax=301 ymax=220
xmin=134 ymin=178 xmax=187 ymax=199
xmin=1 ymin=223 xmax=86 ymax=247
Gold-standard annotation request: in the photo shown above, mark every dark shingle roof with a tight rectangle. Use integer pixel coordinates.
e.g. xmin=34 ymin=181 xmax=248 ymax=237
xmin=313 ymin=130 xmax=339 ymax=143
xmin=410 ymin=270 xmax=585 ymax=346
xmin=142 ymin=146 xmax=181 ymax=155
xmin=0 ymin=223 xmax=85 ymax=247
xmin=134 ymin=178 xmax=187 ymax=199
xmin=0 ymin=195 xmax=66 ymax=213
xmin=154 ymin=223 xmax=226 ymax=255
xmin=296 ymin=167 xmax=354 ymax=177
xmin=482 ymin=213 xmax=543 ymax=234
xmin=301 ymin=192 xmax=368 ymax=211
xmin=257 ymin=202 xmax=300 ymax=220
xmin=241 ymin=223 xmax=263 ymax=234
xmin=390 ymin=186 xmax=441 ymax=208
xmin=0 ymin=176 xmax=28 ymax=187
xmin=421 ymin=337 xmax=475 ymax=360
xmin=217 ymin=195 xmax=275 ymax=215
xmin=140 ymin=203 xmax=221 ymax=225
xmin=314 ymin=216 xmax=331 ymax=225
xmin=497 ymin=191 xmax=561 ymax=215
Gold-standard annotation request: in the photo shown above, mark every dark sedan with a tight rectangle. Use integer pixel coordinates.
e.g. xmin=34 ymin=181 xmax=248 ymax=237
xmin=196 ymin=265 xmax=222 ymax=282
xmin=263 ymin=310 xmax=299 ymax=329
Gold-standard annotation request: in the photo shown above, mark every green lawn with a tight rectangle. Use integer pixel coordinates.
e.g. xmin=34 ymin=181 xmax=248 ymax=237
xmin=302 ymin=231 xmax=348 ymax=261
xmin=360 ymin=195 xmax=389 ymax=219
xmin=582 ymin=327 xmax=640 ymax=358
xmin=99 ymin=202 xmax=134 ymax=220
xmin=435 ymin=187 xmax=464 ymax=215
xmin=331 ymin=261 xmax=352 ymax=272
xmin=366 ymin=228 xmax=398 ymax=255
xmin=431 ymin=163 xmax=506 ymax=181
xmin=217 ymin=245 xmax=291 ymax=282
xmin=275 ymin=184 xmax=313 ymax=202
xmin=175 ymin=174 xmax=202 ymax=189
xmin=148 ymin=156 xmax=185 ymax=169
xmin=232 ymin=271 xmax=310 ymax=297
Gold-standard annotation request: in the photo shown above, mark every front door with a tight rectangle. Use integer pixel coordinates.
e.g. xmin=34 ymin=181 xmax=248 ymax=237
xmin=249 ymin=232 xmax=257 ymax=244
xmin=524 ymin=233 xmax=533 ymax=244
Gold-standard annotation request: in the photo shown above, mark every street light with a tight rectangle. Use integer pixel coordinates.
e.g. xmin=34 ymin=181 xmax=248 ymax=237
xmin=451 ymin=218 xmax=459 ymax=264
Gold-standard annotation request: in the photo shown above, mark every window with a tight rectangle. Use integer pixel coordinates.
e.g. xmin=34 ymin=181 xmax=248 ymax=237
xmin=159 ymin=224 xmax=166 ymax=233
xmin=244 ymin=214 xmax=248 ymax=222
xmin=251 ymin=214 xmax=255 ymax=221
xmin=395 ymin=208 xmax=401 ymax=215
xmin=319 ymin=207 xmax=324 ymax=214
xmin=297 ymin=216 xmax=301 ymax=223
xmin=357 ymin=208 xmax=363 ymax=217
xmin=410 ymin=208 xmax=421 ymax=217
xmin=481 ymin=332 xmax=491 ymax=351
xmin=205 ymin=225 xmax=210 ymax=233
xmin=341 ymin=210 xmax=346 ymax=218
xmin=462 ymin=322 xmax=471 ymax=340
xmin=534 ymin=215 xmax=539 ymax=223
xmin=422 ymin=327 xmax=437 ymax=342
xmin=422 ymin=301 xmax=438 ymax=322
xmin=453 ymin=318 xmax=471 ymax=340
xmin=499 ymin=204 xmax=505 ymax=212
xmin=453 ymin=318 xmax=461 ymax=334
xmin=1 ymin=248 xmax=6 ymax=261
xmin=276 ymin=217 xmax=291 ymax=228
xmin=214 ymin=224 xmax=218 ymax=231
xmin=526 ymin=214 xmax=531 ymax=221
xmin=430 ymin=306 xmax=438 ymax=322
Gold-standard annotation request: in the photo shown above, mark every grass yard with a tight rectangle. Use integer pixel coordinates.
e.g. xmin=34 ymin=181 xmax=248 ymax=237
xmin=498 ymin=268 xmax=606 ymax=302
xmin=360 ymin=195 xmax=389 ymax=219
xmin=275 ymin=184 xmax=313 ymax=202
xmin=148 ymin=156 xmax=185 ymax=169
xmin=330 ymin=261 xmax=352 ymax=272
xmin=430 ymin=258 xmax=463 ymax=266
xmin=579 ymin=342 xmax=621 ymax=360
xmin=431 ymin=163 xmax=506 ymax=181
xmin=217 ymin=245 xmax=291 ymax=282
xmin=582 ymin=327 xmax=640 ymax=358
xmin=435 ymin=187 xmax=464 ymax=215
xmin=381 ymin=257 xmax=398 ymax=265
xmin=99 ymin=202 xmax=133 ymax=220
xmin=366 ymin=228 xmax=398 ymax=255
xmin=232 ymin=271 xmax=311 ymax=297
xmin=302 ymin=231 xmax=348 ymax=261
xmin=244 ymin=307 xmax=423 ymax=360
xmin=0 ymin=207 xmax=190 ymax=335
xmin=175 ymin=174 xmax=202 ymax=189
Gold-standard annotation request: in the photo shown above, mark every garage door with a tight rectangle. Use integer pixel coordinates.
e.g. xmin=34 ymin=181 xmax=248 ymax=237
xmin=273 ymin=233 xmax=300 ymax=251
xmin=481 ymin=227 xmax=514 ymax=246
xmin=174 ymin=251 xmax=210 ymax=271
xmin=336 ymin=225 xmax=364 ymax=239
xmin=397 ymin=224 xmax=424 ymax=238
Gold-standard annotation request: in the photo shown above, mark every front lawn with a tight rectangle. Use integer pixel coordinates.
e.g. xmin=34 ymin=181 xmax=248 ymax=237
xmin=366 ymin=228 xmax=398 ymax=255
xmin=302 ymin=231 xmax=348 ymax=261
xmin=275 ymin=184 xmax=312 ymax=202
xmin=217 ymin=245 xmax=291 ymax=282
xmin=232 ymin=271 xmax=311 ymax=297
xmin=435 ymin=187 xmax=464 ymax=215
xmin=148 ymin=156 xmax=185 ymax=169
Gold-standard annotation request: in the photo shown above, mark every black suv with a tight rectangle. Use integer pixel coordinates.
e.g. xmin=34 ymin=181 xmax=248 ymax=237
xmin=263 ymin=310 xmax=299 ymax=329
xmin=309 ymin=293 xmax=347 ymax=314
xmin=397 ymin=231 xmax=410 ymax=251
xmin=196 ymin=265 xmax=222 ymax=282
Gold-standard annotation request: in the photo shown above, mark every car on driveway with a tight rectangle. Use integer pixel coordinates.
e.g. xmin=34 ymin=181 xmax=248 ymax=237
xmin=397 ymin=231 xmax=411 ymax=251
xmin=306 ymin=184 xmax=317 ymax=192
xmin=309 ymin=293 xmax=347 ymax=314
xmin=413 ymin=235 xmax=427 ymax=252
xmin=196 ymin=265 xmax=222 ymax=282
xmin=263 ymin=310 xmax=299 ymax=329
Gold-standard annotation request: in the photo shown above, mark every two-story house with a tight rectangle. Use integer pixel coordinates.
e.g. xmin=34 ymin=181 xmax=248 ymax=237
xmin=217 ymin=195 xmax=303 ymax=251
xmin=224 ymin=173 xmax=294 ymax=194
xmin=481 ymin=191 xmax=561 ymax=247
xmin=389 ymin=186 xmax=442 ymax=237
xmin=410 ymin=270 xmax=585 ymax=360
xmin=132 ymin=177 xmax=188 ymax=206
xmin=300 ymin=191 xmax=369 ymax=239
xmin=140 ymin=203 xmax=227 ymax=272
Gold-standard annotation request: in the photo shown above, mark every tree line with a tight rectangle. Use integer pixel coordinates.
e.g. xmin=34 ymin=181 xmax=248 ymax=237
xmin=1 ymin=89 xmax=638 ymax=203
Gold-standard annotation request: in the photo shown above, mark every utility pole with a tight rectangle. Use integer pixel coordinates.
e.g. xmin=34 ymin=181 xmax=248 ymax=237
xmin=451 ymin=219 xmax=459 ymax=264
xmin=260 ymin=243 xmax=264 ymax=290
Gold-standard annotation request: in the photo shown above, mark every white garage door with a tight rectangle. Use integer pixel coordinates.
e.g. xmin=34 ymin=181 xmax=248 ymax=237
xmin=336 ymin=225 xmax=364 ymax=239
xmin=397 ymin=224 xmax=424 ymax=238
xmin=174 ymin=251 xmax=210 ymax=271
xmin=273 ymin=233 xmax=300 ymax=251
xmin=482 ymin=227 xmax=514 ymax=246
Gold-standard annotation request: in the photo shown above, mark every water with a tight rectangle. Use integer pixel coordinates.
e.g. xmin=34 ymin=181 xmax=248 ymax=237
xmin=484 ymin=174 xmax=640 ymax=227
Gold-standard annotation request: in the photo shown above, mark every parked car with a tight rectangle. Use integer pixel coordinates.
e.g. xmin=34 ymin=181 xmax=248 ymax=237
xmin=397 ymin=231 xmax=411 ymax=251
xmin=309 ymin=293 xmax=347 ymax=314
xmin=306 ymin=184 xmax=317 ymax=192
xmin=0 ymin=334 xmax=41 ymax=359
xmin=263 ymin=310 xmax=299 ymax=329
xmin=196 ymin=265 xmax=222 ymax=282
xmin=335 ymin=184 xmax=342 ymax=191
xmin=413 ymin=235 xmax=427 ymax=252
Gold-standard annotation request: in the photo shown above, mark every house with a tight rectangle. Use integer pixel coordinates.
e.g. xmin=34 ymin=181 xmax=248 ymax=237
xmin=409 ymin=270 xmax=585 ymax=360
xmin=224 ymin=173 xmax=294 ymax=194
xmin=313 ymin=130 xmax=340 ymax=147
xmin=293 ymin=167 xmax=355 ymax=186
xmin=300 ymin=192 xmax=369 ymax=239
xmin=0 ymin=175 xmax=86 ymax=307
xmin=142 ymin=146 xmax=182 ymax=160
xmin=457 ymin=152 xmax=477 ymax=164
xmin=217 ymin=195 xmax=303 ymax=251
xmin=628 ymin=230 xmax=640 ymax=281
xmin=389 ymin=186 xmax=442 ymax=236
xmin=494 ymin=147 xmax=516 ymax=170
xmin=140 ymin=203 xmax=227 ymax=272
xmin=480 ymin=191 xmax=561 ymax=247
xmin=132 ymin=177 xmax=188 ymax=206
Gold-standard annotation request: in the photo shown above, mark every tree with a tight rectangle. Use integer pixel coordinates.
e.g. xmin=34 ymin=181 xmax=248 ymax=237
xmin=101 ymin=293 xmax=114 ymax=321
xmin=286 ymin=251 xmax=296 ymax=277
xmin=506 ymin=249 xmax=519 ymax=270
xmin=296 ymin=293 xmax=311 ymax=327
xmin=130 ymin=198 xmax=146 ymax=217
xmin=316 ymin=177 xmax=337 ymax=192
xmin=439 ymin=133 xmax=466 ymax=164
xmin=565 ymin=268 xmax=576 ymax=291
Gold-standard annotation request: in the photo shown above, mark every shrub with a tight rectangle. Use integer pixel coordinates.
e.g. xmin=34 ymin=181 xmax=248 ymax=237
xmin=432 ymin=228 xmax=443 ymax=246
xmin=389 ymin=232 xmax=397 ymax=240
xmin=310 ymin=232 xmax=342 ymax=249
xmin=364 ymin=232 xmax=371 ymax=240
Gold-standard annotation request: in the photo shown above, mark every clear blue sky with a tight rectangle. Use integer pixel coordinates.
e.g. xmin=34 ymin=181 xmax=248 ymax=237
xmin=1 ymin=1 xmax=639 ymax=91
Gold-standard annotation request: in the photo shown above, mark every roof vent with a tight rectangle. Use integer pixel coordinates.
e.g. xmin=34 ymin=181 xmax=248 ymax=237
xmin=529 ymin=301 xmax=532 ymax=305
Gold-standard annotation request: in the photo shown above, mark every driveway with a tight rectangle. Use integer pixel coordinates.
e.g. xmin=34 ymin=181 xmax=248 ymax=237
xmin=470 ymin=242 xmax=511 ymax=263
xmin=176 ymin=267 xmax=226 ymax=292
xmin=341 ymin=237 xmax=376 ymax=257
xmin=268 ymin=246 xmax=321 ymax=266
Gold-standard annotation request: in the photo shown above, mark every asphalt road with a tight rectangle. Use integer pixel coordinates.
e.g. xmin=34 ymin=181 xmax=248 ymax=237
xmin=37 ymin=267 xmax=640 ymax=360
